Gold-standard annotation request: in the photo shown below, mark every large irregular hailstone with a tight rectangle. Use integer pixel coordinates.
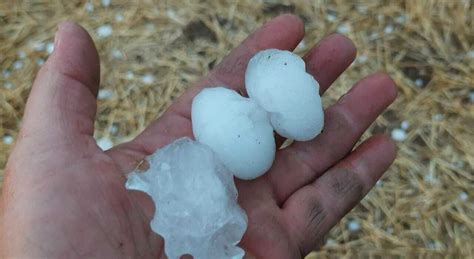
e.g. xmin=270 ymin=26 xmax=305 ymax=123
xmin=125 ymin=138 xmax=247 ymax=259
xmin=245 ymin=49 xmax=324 ymax=141
xmin=192 ymin=87 xmax=276 ymax=180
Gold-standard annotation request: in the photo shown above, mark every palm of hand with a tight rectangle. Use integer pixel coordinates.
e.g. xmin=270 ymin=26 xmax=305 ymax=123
xmin=1 ymin=15 xmax=397 ymax=259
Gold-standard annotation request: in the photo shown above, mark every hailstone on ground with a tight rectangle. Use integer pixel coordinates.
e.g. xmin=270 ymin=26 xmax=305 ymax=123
xmin=192 ymin=87 xmax=276 ymax=180
xmin=125 ymin=138 xmax=247 ymax=259
xmin=245 ymin=49 xmax=324 ymax=141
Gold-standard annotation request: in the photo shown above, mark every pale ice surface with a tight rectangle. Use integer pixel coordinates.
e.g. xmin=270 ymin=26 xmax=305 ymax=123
xmin=192 ymin=87 xmax=275 ymax=180
xmin=126 ymin=138 xmax=247 ymax=259
xmin=245 ymin=49 xmax=324 ymax=141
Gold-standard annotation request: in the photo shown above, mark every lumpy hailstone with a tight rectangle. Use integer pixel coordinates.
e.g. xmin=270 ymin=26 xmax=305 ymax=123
xmin=192 ymin=87 xmax=276 ymax=180
xmin=125 ymin=138 xmax=247 ymax=259
xmin=245 ymin=49 xmax=324 ymax=141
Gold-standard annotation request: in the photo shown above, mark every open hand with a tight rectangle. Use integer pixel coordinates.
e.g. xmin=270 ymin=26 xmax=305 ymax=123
xmin=0 ymin=15 xmax=397 ymax=258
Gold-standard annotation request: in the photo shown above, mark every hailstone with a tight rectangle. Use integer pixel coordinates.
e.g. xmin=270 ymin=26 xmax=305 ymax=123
xmin=245 ymin=49 xmax=324 ymax=141
xmin=192 ymin=87 xmax=275 ymax=180
xmin=125 ymin=138 xmax=247 ymax=259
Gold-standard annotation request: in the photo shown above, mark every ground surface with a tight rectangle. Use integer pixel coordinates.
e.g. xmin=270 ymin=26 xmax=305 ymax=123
xmin=0 ymin=0 xmax=473 ymax=258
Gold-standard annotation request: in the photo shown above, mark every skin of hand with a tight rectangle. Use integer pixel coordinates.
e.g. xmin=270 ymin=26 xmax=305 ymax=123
xmin=0 ymin=15 xmax=397 ymax=259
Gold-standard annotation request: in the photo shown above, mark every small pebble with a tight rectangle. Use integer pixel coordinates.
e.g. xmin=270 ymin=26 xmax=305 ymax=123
xmin=337 ymin=23 xmax=350 ymax=34
xmin=97 ymin=137 xmax=113 ymax=150
xmin=98 ymin=89 xmax=114 ymax=100
xmin=12 ymin=60 xmax=24 ymax=70
xmin=391 ymin=128 xmax=407 ymax=141
xmin=46 ymin=42 xmax=55 ymax=54
xmin=347 ymin=220 xmax=361 ymax=232
xmin=3 ymin=135 xmax=14 ymax=145
xmin=97 ymin=25 xmax=113 ymax=38
xmin=101 ymin=0 xmax=111 ymax=7
xmin=85 ymin=2 xmax=94 ymax=13
xmin=141 ymin=74 xmax=155 ymax=85
xmin=459 ymin=192 xmax=468 ymax=201
xmin=400 ymin=120 xmax=410 ymax=130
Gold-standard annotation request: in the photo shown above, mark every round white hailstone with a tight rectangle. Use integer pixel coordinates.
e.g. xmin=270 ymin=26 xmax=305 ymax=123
xmin=115 ymin=13 xmax=124 ymax=22
xmin=97 ymin=25 xmax=113 ymax=38
xmin=12 ymin=60 xmax=24 ymax=70
xmin=4 ymin=82 xmax=14 ymax=89
xmin=384 ymin=24 xmax=394 ymax=34
xmin=391 ymin=128 xmax=406 ymax=141
xmin=467 ymin=50 xmax=474 ymax=59
xmin=85 ymin=2 xmax=94 ymax=13
xmin=356 ymin=54 xmax=368 ymax=64
xmin=469 ymin=91 xmax=474 ymax=103
xmin=347 ymin=220 xmax=361 ymax=232
xmin=36 ymin=58 xmax=45 ymax=66
xmin=414 ymin=78 xmax=424 ymax=87
xmin=111 ymin=49 xmax=123 ymax=59
xmin=337 ymin=23 xmax=351 ymax=34
xmin=192 ymin=87 xmax=276 ymax=180
xmin=2 ymin=69 xmax=11 ymax=78
xmin=46 ymin=42 xmax=55 ymax=54
xmin=459 ymin=192 xmax=468 ymax=201
xmin=101 ymin=0 xmax=111 ymax=7
xmin=141 ymin=74 xmax=155 ymax=84
xmin=98 ymin=89 xmax=114 ymax=100
xmin=17 ymin=50 xmax=27 ymax=59
xmin=245 ymin=49 xmax=324 ymax=141
xmin=126 ymin=70 xmax=135 ymax=80
xmin=3 ymin=135 xmax=14 ymax=145
xmin=400 ymin=120 xmax=410 ymax=130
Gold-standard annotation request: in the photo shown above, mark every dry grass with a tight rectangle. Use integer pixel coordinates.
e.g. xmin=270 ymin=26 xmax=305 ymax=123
xmin=1 ymin=0 xmax=473 ymax=257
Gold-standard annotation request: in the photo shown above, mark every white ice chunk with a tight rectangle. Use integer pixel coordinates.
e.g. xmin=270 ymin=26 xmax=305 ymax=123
xmin=192 ymin=87 xmax=275 ymax=180
xmin=97 ymin=25 xmax=113 ymax=38
xmin=245 ymin=49 xmax=324 ymax=141
xmin=125 ymin=138 xmax=247 ymax=259
xmin=97 ymin=137 xmax=113 ymax=150
xmin=46 ymin=42 xmax=55 ymax=54
xmin=3 ymin=135 xmax=13 ymax=145
xmin=98 ymin=89 xmax=114 ymax=100
xmin=391 ymin=128 xmax=406 ymax=141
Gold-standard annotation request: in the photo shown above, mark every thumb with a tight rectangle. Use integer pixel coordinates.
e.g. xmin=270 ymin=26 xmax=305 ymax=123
xmin=21 ymin=21 xmax=100 ymax=144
